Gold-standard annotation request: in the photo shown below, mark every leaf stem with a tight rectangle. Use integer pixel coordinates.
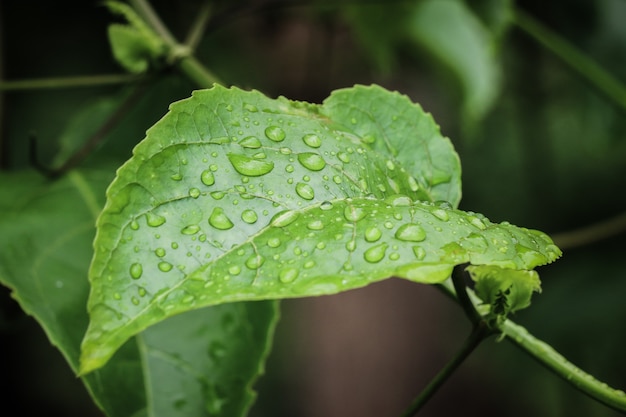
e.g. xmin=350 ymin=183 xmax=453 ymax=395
xmin=451 ymin=265 xmax=481 ymax=325
xmin=501 ymin=319 xmax=626 ymax=412
xmin=129 ymin=0 xmax=222 ymax=87
xmin=0 ymin=74 xmax=141 ymax=91
xmin=184 ymin=1 xmax=212 ymax=52
xmin=399 ymin=323 xmax=491 ymax=417
xmin=513 ymin=8 xmax=626 ymax=112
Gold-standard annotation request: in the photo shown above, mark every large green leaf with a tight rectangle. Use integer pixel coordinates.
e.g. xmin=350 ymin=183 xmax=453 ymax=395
xmin=80 ymin=84 xmax=560 ymax=375
xmin=0 ymin=169 xmax=278 ymax=417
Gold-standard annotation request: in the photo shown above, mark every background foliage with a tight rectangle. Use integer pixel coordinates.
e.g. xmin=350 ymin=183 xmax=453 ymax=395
xmin=1 ymin=0 xmax=625 ymax=416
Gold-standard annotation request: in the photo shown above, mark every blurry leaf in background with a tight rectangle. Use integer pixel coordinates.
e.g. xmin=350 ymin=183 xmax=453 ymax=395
xmin=410 ymin=0 xmax=503 ymax=133
xmin=0 ymin=169 xmax=146 ymax=417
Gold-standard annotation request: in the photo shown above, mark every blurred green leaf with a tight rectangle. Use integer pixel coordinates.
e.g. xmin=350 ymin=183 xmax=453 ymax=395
xmin=410 ymin=0 xmax=502 ymax=129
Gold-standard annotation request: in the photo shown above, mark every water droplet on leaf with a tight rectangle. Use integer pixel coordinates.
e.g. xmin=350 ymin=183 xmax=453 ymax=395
xmin=239 ymin=136 xmax=262 ymax=149
xmin=182 ymin=224 xmax=201 ymax=235
xmin=209 ymin=207 xmax=234 ymax=230
xmin=297 ymin=153 xmax=326 ymax=171
xmin=395 ymin=223 xmax=427 ymax=242
xmin=364 ymin=243 xmax=388 ymax=263
xmin=201 ymin=170 xmax=215 ymax=186
xmin=302 ymin=133 xmax=322 ymax=148
xmin=265 ymin=126 xmax=286 ymax=142
xmin=228 ymin=153 xmax=274 ymax=176
xmin=365 ymin=226 xmax=382 ymax=242
xmin=295 ymin=182 xmax=315 ymax=200
xmin=146 ymin=212 xmax=166 ymax=227
xmin=130 ymin=263 xmax=143 ymax=279
xmin=241 ymin=209 xmax=258 ymax=224
xmin=158 ymin=261 xmax=173 ymax=272
xmin=279 ymin=268 xmax=299 ymax=283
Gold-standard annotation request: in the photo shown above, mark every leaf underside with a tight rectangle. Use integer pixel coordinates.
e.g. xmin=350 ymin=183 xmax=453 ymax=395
xmin=80 ymin=84 xmax=560 ymax=374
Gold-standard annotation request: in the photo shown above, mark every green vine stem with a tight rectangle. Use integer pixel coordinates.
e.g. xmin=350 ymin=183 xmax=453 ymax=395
xmin=130 ymin=0 xmax=222 ymax=87
xmin=513 ymin=8 xmax=626 ymax=113
xmin=501 ymin=319 xmax=626 ymax=412
xmin=399 ymin=323 xmax=491 ymax=417
xmin=0 ymin=74 xmax=140 ymax=91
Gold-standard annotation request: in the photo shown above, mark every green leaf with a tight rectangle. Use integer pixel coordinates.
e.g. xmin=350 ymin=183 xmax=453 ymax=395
xmin=467 ymin=264 xmax=542 ymax=320
xmin=0 ymin=169 xmax=145 ymax=417
xmin=80 ymin=84 xmax=561 ymax=375
xmin=105 ymin=1 xmax=165 ymax=73
xmin=0 ymin=169 xmax=278 ymax=417
xmin=410 ymin=0 xmax=501 ymax=127
xmin=138 ymin=301 xmax=278 ymax=417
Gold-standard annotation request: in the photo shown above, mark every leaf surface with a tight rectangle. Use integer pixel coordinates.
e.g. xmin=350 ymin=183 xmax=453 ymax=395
xmin=80 ymin=84 xmax=560 ymax=374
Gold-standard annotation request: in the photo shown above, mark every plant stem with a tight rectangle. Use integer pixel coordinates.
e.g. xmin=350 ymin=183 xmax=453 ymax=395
xmin=399 ymin=323 xmax=491 ymax=417
xmin=513 ymin=8 xmax=626 ymax=113
xmin=501 ymin=319 xmax=626 ymax=412
xmin=551 ymin=210 xmax=626 ymax=249
xmin=451 ymin=265 xmax=481 ymax=325
xmin=184 ymin=1 xmax=212 ymax=52
xmin=0 ymin=74 xmax=140 ymax=91
xmin=129 ymin=0 xmax=222 ymax=87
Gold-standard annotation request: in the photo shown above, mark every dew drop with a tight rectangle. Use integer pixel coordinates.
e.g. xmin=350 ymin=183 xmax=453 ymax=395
xmin=265 ymin=126 xmax=286 ymax=142
xmin=279 ymin=268 xmax=299 ymax=283
xmin=241 ymin=209 xmax=258 ymax=224
xmin=385 ymin=160 xmax=396 ymax=170
xmin=413 ymin=246 xmax=426 ymax=260
xmin=408 ymin=176 xmax=420 ymax=192
xmin=209 ymin=207 xmax=234 ymax=230
xmin=210 ymin=191 xmax=225 ymax=200
xmin=344 ymin=205 xmax=367 ymax=222
xmin=337 ymin=152 xmax=350 ymax=163
xmin=158 ymin=261 xmax=173 ymax=272
xmin=307 ymin=220 xmax=324 ymax=230
xmin=267 ymin=237 xmax=281 ymax=248
xmin=316 ymin=241 xmax=326 ymax=250
xmin=395 ymin=223 xmax=427 ymax=242
xmin=271 ymin=210 xmax=299 ymax=227
xmin=244 ymin=103 xmax=258 ymax=112
xmin=295 ymin=182 xmax=315 ymax=200
xmin=345 ymin=240 xmax=357 ymax=252
xmin=332 ymin=175 xmax=342 ymax=184
xmin=431 ymin=208 xmax=450 ymax=221
xmin=365 ymin=226 xmax=382 ymax=242
xmin=181 ymin=224 xmax=201 ymax=235
xmin=155 ymin=247 xmax=166 ymax=257
xmin=131 ymin=297 xmax=140 ymax=305
xmin=302 ymin=133 xmax=322 ymax=148
xmin=146 ymin=212 xmax=166 ymax=227
xmin=364 ymin=243 xmax=388 ymax=263
xmin=201 ymin=170 xmax=215 ymax=186
xmin=228 ymin=153 xmax=274 ymax=176
xmin=130 ymin=263 xmax=143 ymax=279
xmin=362 ymin=134 xmax=376 ymax=144
xmin=238 ymin=136 xmax=262 ymax=149
xmin=468 ymin=216 xmax=487 ymax=230
xmin=320 ymin=201 xmax=333 ymax=210
xmin=189 ymin=187 xmax=201 ymax=198
xmin=297 ymin=153 xmax=326 ymax=171
xmin=228 ymin=265 xmax=241 ymax=275
xmin=245 ymin=254 xmax=265 ymax=270
xmin=170 ymin=173 xmax=183 ymax=181
xmin=304 ymin=260 xmax=315 ymax=269
xmin=130 ymin=220 xmax=140 ymax=230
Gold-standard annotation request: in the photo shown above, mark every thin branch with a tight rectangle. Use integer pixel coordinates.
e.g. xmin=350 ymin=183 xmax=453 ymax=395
xmin=501 ymin=320 xmax=626 ymax=412
xmin=0 ymin=74 xmax=141 ymax=91
xmin=129 ymin=0 xmax=178 ymax=47
xmin=30 ymin=81 xmax=150 ymax=179
xmin=451 ymin=265 xmax=481 ymax=325
xmin=551 ymin=210 xmax=626 ymax=250
xmin=399 ymin=323 xmax=491 ymax=417
xmin=184 ymin=1 xmax=212 ymax=52
xmin=513 ymin=8 xmax=626 ymax=113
